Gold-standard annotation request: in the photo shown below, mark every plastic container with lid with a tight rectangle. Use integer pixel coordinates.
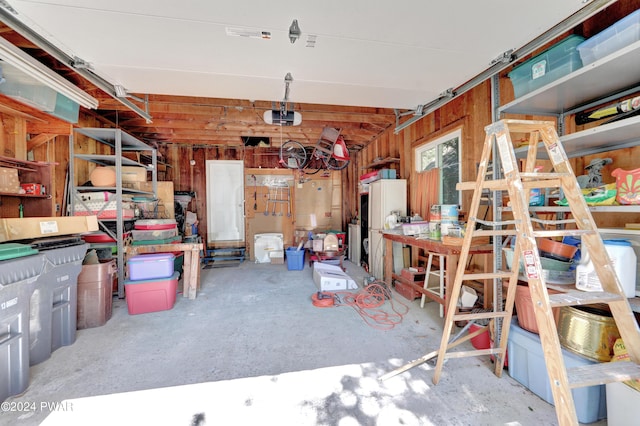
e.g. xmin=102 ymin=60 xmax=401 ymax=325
xmin=576 ymin=239 xmax=636 ymax=297
xmin=508 ymin=35 xmax=585 ymax=98
xmin=577 ymin=9 xmax=640 ymax=65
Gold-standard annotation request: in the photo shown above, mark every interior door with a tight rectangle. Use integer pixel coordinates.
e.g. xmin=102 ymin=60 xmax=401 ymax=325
xmin=206 ymin=160 xmax=245 ymax=244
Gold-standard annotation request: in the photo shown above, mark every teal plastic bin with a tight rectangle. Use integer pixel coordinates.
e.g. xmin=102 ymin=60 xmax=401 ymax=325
xmin=286 ymin=247 xmax=305 ymax=270
xmin=508 ymin=35 xmax=585 ymax=97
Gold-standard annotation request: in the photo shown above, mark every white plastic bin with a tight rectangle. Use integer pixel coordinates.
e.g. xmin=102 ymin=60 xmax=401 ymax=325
xmin=577 ymin=9 xmax=640 ymax=65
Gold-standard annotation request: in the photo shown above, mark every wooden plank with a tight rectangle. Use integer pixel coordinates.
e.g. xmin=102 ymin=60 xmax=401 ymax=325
xmin=27 ymin=133 xmax=57 ymax=151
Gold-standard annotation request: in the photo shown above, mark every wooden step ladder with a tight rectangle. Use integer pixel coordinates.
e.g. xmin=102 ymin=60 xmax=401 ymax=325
xmin=383 ymin=119 xmax=640 ymax=426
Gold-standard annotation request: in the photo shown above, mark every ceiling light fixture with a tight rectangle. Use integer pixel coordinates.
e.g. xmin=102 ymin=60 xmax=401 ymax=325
xmin=289 ymin=19 xmax=301 ymax=44
xmin=0 ymin=36 xmax=98 ymax=109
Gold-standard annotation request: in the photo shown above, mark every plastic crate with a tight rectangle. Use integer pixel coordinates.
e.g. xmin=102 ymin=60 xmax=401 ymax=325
xmin=508 ymin=318 xmax=607 ymax=423
xmin=577 ymin=9 xmax=640 ymax=65
xmin=508 ymin=35 xmax=585 ymax=98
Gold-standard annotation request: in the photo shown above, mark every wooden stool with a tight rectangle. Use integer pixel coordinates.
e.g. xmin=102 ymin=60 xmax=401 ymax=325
xmin=421 ymin=252 xmax=445 ymax=317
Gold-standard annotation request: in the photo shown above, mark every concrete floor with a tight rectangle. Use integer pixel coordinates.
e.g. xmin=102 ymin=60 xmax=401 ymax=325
xmin=1 ymin=258 xmax=606 ymax=425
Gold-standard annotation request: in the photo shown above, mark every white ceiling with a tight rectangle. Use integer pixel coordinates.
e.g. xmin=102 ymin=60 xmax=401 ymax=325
xmin=8 ymin=0 xmax=591 ymax=110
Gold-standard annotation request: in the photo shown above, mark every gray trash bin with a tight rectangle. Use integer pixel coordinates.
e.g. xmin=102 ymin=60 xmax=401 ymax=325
xmin=30 ymin=241 xmax=88 ymax=365
xmin=0 ymin=253 xmax=45 ymax=402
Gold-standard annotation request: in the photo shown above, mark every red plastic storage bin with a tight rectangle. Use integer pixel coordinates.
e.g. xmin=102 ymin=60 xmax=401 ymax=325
xmin=124 ymin=272 xmax=178 ymax=315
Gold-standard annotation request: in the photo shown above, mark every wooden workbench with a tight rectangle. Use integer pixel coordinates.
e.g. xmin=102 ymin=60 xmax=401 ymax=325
xmin=125 ymin=242 xmax=204 ymax=299
xmin=382 ymin=231 xmax=493 ymax=315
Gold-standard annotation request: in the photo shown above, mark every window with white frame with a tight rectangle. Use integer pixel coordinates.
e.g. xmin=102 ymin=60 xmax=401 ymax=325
xmin=414 ymin=129 xmax=461 ymax=205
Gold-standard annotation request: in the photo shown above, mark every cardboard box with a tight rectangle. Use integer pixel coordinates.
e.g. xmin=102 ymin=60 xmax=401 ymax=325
xmin=312 ymin=239 xmax=324 ymax=252
xmin=114 ymin=166 xmax=147 ymax=183
xmin=0 ymin=216 xmax=99 ymax=242
xmin=0 ymin=167 xmax=20 ymax=193
xmin=312 ymin=262 xmax=357 ymax=291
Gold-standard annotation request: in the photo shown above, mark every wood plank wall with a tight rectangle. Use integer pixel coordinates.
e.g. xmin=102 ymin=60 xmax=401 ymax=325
xmin=3 ymin=0 xmax=639 ymax=236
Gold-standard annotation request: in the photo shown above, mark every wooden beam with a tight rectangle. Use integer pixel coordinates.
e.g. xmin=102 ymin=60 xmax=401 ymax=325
xmin=27 ymin=133 xmax=57 ymax=151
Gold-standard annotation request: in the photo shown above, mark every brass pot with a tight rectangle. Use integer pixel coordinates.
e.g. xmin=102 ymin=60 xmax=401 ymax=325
xmin=557 ymin=306 xmax=620 ymax=362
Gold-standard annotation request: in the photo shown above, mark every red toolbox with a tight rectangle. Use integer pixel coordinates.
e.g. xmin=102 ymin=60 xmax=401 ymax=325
xmin=394 ymin=280 xmax=422 ymax=300
xmin=400 ymin=267 xmax=426 ymax=282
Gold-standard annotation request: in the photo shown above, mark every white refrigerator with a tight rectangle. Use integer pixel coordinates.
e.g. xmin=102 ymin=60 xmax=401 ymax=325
xmin=368 ymin=179 xmax=406 ymax=279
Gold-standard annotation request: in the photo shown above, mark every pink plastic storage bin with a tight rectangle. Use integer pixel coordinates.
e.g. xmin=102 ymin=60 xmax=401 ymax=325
xmin=127 ymin=253 xmax=175 ymax=281
xmin=124 ymin=272 xmax=178 ymax=315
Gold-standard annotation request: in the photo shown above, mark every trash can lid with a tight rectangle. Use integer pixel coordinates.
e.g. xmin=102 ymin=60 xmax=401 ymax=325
xmin=0 ymin=243 xmax=39 ymax=261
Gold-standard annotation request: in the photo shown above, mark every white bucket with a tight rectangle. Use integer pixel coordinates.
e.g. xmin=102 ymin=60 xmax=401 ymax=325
xmin=575 ymin=239 xmax=637 ymax=298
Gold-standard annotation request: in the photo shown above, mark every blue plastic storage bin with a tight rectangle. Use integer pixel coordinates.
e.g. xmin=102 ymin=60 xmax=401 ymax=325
xmin=508 ymin=35 xmax=585 ymax=98
xmin=577 ymin=9 xmax=640 ymax=65
xmin=286 ymin=247 xmax=305 ymax=270
xmin=508 ymin=318 xmax=607 ymax=423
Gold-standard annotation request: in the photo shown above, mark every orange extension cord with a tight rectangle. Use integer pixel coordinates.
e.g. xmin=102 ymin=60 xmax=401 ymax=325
xmin=311 ymin=280 xmax=410 ymax=330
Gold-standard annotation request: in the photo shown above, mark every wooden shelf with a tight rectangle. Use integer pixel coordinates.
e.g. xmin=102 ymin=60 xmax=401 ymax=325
xmin=362 ymin=157 xmax=400 ymax=169
xmin=0 ymin=155 xmax=55 ymax=217
xmin=0 ymin=192 xmax=50 ymax=199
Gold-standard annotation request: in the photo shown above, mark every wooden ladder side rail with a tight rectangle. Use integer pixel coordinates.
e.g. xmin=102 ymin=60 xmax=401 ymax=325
xmin=498 ymin=121 xmax=580 ymax=424
xmin=432 ymin=125 xmax=514 ymax=383
xmin=538 ymin=124 xmax=640 ymax=364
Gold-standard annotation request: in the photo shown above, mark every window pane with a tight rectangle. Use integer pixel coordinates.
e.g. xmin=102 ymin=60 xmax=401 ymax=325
xmin=421 ymin=147 xmax=436 ymax=171
xmin=440 ymin=137 xmax=459 ymax=205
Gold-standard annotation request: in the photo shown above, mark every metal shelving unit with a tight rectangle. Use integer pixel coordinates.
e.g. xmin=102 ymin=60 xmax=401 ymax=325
xmin=497 ymin=35 xmax=640 ymax=221
xmin=69 ymin=128 xmax=157 ymax=297
xmin=494 ymin=23 xmax=640 ymax=308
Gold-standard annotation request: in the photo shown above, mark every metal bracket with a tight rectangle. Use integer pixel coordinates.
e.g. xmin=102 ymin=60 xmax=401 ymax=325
xmin=491 ymin=49 xmax=515 ymax=65
xmin=70 ymin=56 xmax=93 ymax=71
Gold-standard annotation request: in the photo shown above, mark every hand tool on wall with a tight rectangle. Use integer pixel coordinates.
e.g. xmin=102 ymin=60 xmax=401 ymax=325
xmin=252 ymin=174 xmax=257 ymax=210
xmin=272 ymin=186 xmax=277 ymax=216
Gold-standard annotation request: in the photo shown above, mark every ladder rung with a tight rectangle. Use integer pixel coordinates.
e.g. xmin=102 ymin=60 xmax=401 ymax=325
xmin=549 ymin=290 xmax=625 ymax=307
xmin=457 ymin=179 xmax=507 ymax=191
xmin=520 ymin=172 xmax=572 ymax=180
xmin=568 ymin=361 xmax=640 ymax=388
xmin=444 ymin=348 xmax=503 ymax=359
xmin=473 ymin=229 xmax=517 ymax=237
xmin=452 ymin=311 xmax=510 ymax=322
xmin=474 ymin=218 xmax=521 ymax=227
xmin=522 ymin=179 xmax=563 ymax=190
xmin=532 ymin=229 xmax=596 ymax=238
xmin=462 ymin=272 xmax=513 ymax=281
xmin=530 ymin=217 xmax=577 ymax=226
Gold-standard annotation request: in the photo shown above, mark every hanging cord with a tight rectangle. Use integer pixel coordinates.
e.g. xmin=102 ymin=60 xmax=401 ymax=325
xmin=311 ymin=280 xmax=410 ymax=330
